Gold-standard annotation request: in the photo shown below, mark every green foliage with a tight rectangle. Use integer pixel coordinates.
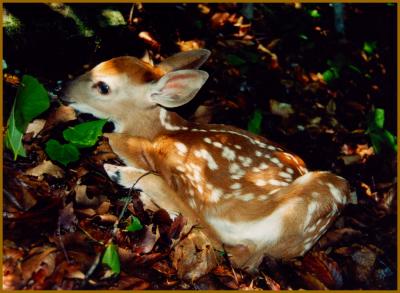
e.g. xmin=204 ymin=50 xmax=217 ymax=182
xmin=45 ymin=139 xmax=80 ymax=166
xmin=363 ymin=41 xmax=377 ymax=55
xmin=247 ymin=109 xmax=263 ymax=135
xmin=102 ymin=243 xmax=120 ymax=275
xmin=45 ymin=119 xmax=107 ymax=166
xmin=309 ymin=9 xmax=321 ymax=18
xmin=367 ymin=108 xmax=397 ymax=154
xmin=5 ymin=104 xmax=26 ymax=158
xmin=63 ymin=119 xmax=107 ymax=148
xmin=322 ymin=67 xmax=340 ymax=83
xmin=226 ymin=54 xmax=246 ymax=66
xmin=125 ymin=216 xmax=143 ymax=232
xmin=5 ymin=75 xmax=50 ymax=159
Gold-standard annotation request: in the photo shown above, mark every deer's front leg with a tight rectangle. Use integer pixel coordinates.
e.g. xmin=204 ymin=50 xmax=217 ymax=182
xmin=104 ymin=163 xmax=222 ymax=249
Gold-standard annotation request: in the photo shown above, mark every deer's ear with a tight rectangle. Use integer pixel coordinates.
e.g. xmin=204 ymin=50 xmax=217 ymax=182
xmin=157 ymin=49 xmax=211 ymax=72
xmin=149 ymin=69 xmax=208 ymax=108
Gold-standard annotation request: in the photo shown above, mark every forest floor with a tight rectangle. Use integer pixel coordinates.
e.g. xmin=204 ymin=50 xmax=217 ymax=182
xmin=3 ymin=3 xmax=397 ymax=290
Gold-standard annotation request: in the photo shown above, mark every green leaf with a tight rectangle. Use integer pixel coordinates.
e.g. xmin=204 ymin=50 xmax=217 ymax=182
xmin=63 ymin=119 xmax=107 ymax=148
xmin=322 ymin=67 xmax=340 ymax=83
xmin=383 ymin=130 xmax=397 ymax=152
xmin=5 ymin=75 xmax=49 ymax=159
xmin=102 ymin=243 xmax=120 ymax=275
xmin=5 ymin=104 xmax=26 ymax=159
xmin=348 ymin=65 xmax=362 ymax=74
xmin=372 ymin=108 xmax=385 ymax=129
xmin=247 ymin=109 xmax=263 ymax=134
xmin=45 ymin=139 xmax=80 ymax=166
xmin=309 ymin=9 xmax=321 ymax=18
xmin=126 ymin=216 xmax=143 ymax=232
xmin=299 ymin=34 xmax=308 ymax=40
xmin=226 ymin=54 xmax=246 ymax=66
xmin=15 ymin=75 xmax=50 ymax=126
xmin=363 ymin=41 xmax=376 ymax=55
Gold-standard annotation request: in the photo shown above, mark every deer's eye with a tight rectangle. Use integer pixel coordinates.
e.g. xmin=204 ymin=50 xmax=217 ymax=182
xmin=94 ymin=81 xmax=110 ymax=95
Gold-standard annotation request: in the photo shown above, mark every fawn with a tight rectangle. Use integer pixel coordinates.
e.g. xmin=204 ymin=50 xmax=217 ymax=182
xmin=63 ymin=49 xmax=350 ymax=271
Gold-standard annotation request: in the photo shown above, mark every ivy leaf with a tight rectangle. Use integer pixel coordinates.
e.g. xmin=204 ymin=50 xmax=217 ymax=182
xmin=363 ymin=41 xmax=377 ymax=55
xmin=226 ymin=54 xmax=246 ymax=66
xmin=5 ymin=75 xmax=49 ymax=159
xmin=5 ymin=104 xmax=26 ymax=159
xmin=102 ymin=243 xmax=120 ymax=275
xmin=63 ymin=119 xmax=107 ymax=148
xmin=125 ymin=216 xmax=143 ymax=232
xmin=309 ymin=9 xmax=321 ymax=18
xmin=367 ymin=108 xmax=397 ymax=154
xmin=247 ymin=109 xmax=263 ymax=134
xmin=45 ymin=139 xmax=80 ymax=166
xmin=15 ymin=75 xmax=50 ymax=124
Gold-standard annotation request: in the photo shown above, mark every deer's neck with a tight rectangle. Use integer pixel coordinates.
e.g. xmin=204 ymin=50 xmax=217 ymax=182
xmin=115 ymin=107 xmax=189 ymax=141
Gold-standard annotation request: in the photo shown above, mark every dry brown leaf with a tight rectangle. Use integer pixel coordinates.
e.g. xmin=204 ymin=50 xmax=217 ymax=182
xmin=270 ymin=99 xmax=294 ymax=118
xmin=135 ymin=224 xmax=159 ymax=254
xmin=177 ymin=39 xmax=205 ymax=52
xmin=21 ymin=247 xmax=57 ymax=282
xmin=301 ymin=251 xmax=343 ymax=289
xmin=25 ymin=119 xmax=46 ymax=137
xmin=138 ymin=31 xmax=160 ymax=48
xmin=58 ymin=202 xmax=78 ymax=232
xmin=96 ymin=201 xmax=111 ymax=215
xmin=317 ymin=227 xmax=362 ymax=249
xmin=74 ymin=184 xmax=99 ymax=207
xmin=25 ymin=160 xmax=64 ymax=180
xmin=45 ymin=105 xmax=77 ymax=129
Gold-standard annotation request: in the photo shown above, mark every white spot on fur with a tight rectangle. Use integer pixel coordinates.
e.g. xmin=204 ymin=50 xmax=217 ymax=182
xmin=279 ymin=171 xmax=292 ymax=179
xmin=229 ymin=163 xmax=241 ymax=174
xmin=234 ymin=144 xmax=242 ymax=150
xmin=230 ymin=183 xmax=241 ymax=189
xmin=286 ymin=167 xmax=294 ymax=174
xmin=194 ymin=149 xmax=219 ymax=170
xmin=270 ymin=157 xmax=281 ymax=165
xmin=240 ymin=193 xmax=255 ymax=201
xmin=268 ymin=189 xmax=279 ymax=195
xmin=189 ymin=197 xmax=197 ymax=209
xmin=259 ymin=162 xmax=269 ymax=170
xmin=222 ymin=146 xmax=236 ymax=161
xmin=258 ymin=195 xmax=268 ymax=201
xmin=303 ymin=201 xmax=319 ymax=231
xmin=267 ymin=179 xmax=289 ymax=186
xmin=255 ymin=179 xmax=267 ymax=186
xmin=255 ymin=150 xmax=262 ymax=157
xmin=238 ymin=156 xmax=252 ymax=167
xmin=176 ymin=165 xmax=185 ymax=172
xmin=327 ymin=183 xmax=345 ymax=204
xmin=174 ymin=142 xmax=188 ymax=155
xmin=213 ymin=141 xmax=222 ymax=148
xmin=203 ymin=137 xmax=212 ymax=144
xmin=267 ymin=145 xmax=276 ymax=151
xmin=210 ymin=188 xmax=223 ymax=202
xmin=252 ymin=167 xmax=260 ymax=173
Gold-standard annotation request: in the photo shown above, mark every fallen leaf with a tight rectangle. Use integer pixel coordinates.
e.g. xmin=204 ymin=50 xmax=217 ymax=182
xmin=44 ymin=105 xmax=77 ymax=130
xmin=21 ymin=247 xmax=57 ymax=282
xmin=25 ymin=160 xmax=64 ymax=180
xmin=270 ymin=99 xmax=294 ymax=118
xmin=74 ymin=184 xmax=99 ymax=207
xmin=301 ymin=251 xmax=343 ymax=289
xmin=58 ymin=202 xmax=78 ymax=232
xmin=25 ymin=119 xmax=46 ymax=137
